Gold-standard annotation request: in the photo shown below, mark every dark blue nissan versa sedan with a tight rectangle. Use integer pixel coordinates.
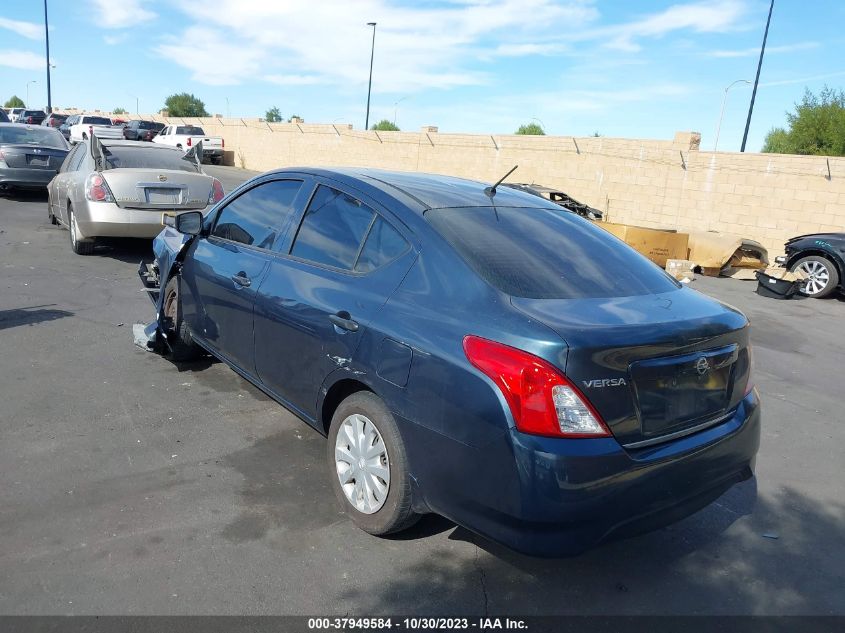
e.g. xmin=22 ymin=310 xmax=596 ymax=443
xmin=139 ymin=168 xmax=760 ymax=556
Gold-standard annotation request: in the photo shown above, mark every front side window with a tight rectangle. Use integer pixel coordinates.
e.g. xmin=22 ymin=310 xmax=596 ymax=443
xmin=211 ymin=179 xmax=303 ymax=249
xmin=290 ymin=185 xmax=375 ymax=270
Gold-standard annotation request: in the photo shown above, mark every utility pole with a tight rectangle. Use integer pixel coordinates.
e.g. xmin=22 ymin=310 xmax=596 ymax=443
xmin=365 ymin=22 xmax=377 ymax=130
xmin=740 ymin=0 xmax=774 ymax=152
xmin=44 ymin=0 xmax=52 ymax=113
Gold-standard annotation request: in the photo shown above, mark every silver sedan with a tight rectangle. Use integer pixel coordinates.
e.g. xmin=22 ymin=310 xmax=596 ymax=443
xmin=47 ymin=138 xmax=224 ymax=255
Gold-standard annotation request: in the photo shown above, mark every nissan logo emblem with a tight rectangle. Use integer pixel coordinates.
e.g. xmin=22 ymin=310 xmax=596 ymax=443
xmin=695 ymin=357 xmax=710 ymax=376
xmin=158 ymin=174 xmax=167 ymax=182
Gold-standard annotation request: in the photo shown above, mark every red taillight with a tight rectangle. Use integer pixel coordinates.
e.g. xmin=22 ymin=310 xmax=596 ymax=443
xmin=208 ymin=178 xmax=224 ymax=204
xmin=221 ymin=138 xmax=225 ymax=148
xmin=463 ymin=335 xmax=610 ymax=438
xmin=84 ymin=173 xmax=114 ymax=202
xmin=187 ymin=137 xmax=192 ymax=147
xmin=26 ymin=116 xmax=33 ymax=124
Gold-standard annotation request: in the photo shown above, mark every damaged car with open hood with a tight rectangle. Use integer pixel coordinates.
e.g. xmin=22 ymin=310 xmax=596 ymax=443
xmin=137 ymin=167 xmax=760 ymax=557
xmin=47 ymin=135 xmax=224 ymax=255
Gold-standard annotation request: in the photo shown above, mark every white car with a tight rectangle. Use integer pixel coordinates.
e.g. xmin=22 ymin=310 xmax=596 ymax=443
xmin=7 ymin=107 xmax=25 ymax=123
xmin=153 ymin=125 xmax=224 ymax=164
xmin=68 ymin=114 xmax=124 ymax=145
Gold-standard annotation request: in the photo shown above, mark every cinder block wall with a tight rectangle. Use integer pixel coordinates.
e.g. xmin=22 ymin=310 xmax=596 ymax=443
xmin=111 ymin=114 xmax=845 ymax=256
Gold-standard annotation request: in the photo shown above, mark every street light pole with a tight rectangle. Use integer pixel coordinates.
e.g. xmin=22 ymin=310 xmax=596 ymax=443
xmin=26 ymin=80 xmax=37 ymax=108
xmin=393 ymin=96 xmax=408 ymax=126
xmin=740 ymin=0 xmax=774 ymax=152
xmin=365 ymin=22 xmax=377 ymax=130
xmin=714 ymin=79 xmax=751 ymax=151
xmin=44 ymin=0 xmax=52 ymax=113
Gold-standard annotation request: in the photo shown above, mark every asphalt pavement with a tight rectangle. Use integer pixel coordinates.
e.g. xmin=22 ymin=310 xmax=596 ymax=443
xmin=0 ymin=165 xmax=843 ymax=616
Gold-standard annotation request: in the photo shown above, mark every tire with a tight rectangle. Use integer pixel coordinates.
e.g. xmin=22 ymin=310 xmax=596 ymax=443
xmin=162 ymin=276 xmax=203 ymax=361
xmin=792 ymin=255 xmax=840 ymax=298
xmin=68 ymin=205 xmax=95 ymax=255
xmin=327 ymin=392 xmax=419 ymax=535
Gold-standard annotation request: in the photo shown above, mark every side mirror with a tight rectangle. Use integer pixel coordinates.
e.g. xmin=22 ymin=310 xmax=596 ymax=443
xmin=174 ymin=210 xmax=204 ymax=235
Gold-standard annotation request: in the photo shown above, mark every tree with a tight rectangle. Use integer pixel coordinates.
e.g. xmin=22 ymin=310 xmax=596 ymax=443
xmin=113 ymin=107 xmax=127 ymax=115
xmin=762 ymin=86 xmax=845 ymax=156
xmin=4 ymin=95 xmax=25 ymax=108
xmin=515 ymin=122 xmax=545 ymax=135
xmin=370 ymin=119 xmax=400 ymax=131
xmin=164 ymin=93 xmax=209 ymax=117
xmin=288 ymin=114 xmax=302 ymax=122
xmin=265 ymin=106 xmax=282 ymax=122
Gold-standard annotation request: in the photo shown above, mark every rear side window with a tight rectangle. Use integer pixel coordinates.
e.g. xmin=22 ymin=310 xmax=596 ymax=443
xmin=212 ymin=179 xmax=303 ymax=249
xmin=291 ymin=185 xmax=375 ymax=269
xmin=426 ymin=207 xmax=679 ymax=299
xmin=355 ymin=217 xmax=409 ymax=273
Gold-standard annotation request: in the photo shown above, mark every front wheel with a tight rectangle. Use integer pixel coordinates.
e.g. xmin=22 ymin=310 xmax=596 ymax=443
xmin=162 ymin=276 xmax=203 ymax=361
xmin=328 ymin=392 xmax=419 ymax=535
xmin=792 ymin=255 xmax=839 ymax=298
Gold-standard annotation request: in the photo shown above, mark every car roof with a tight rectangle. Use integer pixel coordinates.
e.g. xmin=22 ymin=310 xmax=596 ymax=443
xmin=265 ymin=167 xmax=559 ymax=213
xmin=99 ymin=139 xmax=180 ymax=151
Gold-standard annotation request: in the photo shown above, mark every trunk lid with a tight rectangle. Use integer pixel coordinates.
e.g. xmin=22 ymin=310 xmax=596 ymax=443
xmin=512 ymin=288 xmax=752 ymax=447
xmin=1 ymin=144 xmax=68 ymax=170
xmin=100 ymin=168 xmax=212 ymax=210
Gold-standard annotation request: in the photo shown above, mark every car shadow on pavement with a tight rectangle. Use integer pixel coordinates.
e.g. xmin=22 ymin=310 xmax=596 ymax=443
xmin=0 ymin=305 xmax=74 ymax=331
xmin=90 ymin=237 xmax=155 ymax=263
xmin=333 ymin=483 xmax=845 ymax=614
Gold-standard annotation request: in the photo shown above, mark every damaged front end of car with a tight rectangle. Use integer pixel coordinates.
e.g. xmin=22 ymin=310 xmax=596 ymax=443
xmin=135 ymin=221 xmax=194 ymax=354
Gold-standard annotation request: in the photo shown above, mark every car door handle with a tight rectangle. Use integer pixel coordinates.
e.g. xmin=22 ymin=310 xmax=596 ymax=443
xmin=329 ymin=311 xmax=359 ymax=332
xmin=231 ymin=273 xmax=251 ymax=287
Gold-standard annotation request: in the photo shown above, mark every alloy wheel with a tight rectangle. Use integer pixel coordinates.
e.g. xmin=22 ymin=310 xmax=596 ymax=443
xmin=334 ymin=413 xmax=390 ymax=514
xmin=798 ymin=260 xmax=830 ymax=296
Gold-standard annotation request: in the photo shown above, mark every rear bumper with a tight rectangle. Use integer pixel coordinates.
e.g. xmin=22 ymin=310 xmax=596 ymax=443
xmin=403 ymin=391 xmax=760 ymax=557
xmin=0 ymin=167 xmax=57 ymax=189
xmin=77 ymin=203 xmax=211 ymax=239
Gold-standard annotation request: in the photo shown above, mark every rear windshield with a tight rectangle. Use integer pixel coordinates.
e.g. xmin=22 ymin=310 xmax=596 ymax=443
xmin=0 ymin=125 xmax=67 ymax=149
xmin=82 ymin=116 xmax=113 ymax=126
xmin=23 ymin=110 xmax=43 ymax=117
xmin=176 ymin=126 xmax=205 ymax=135
xmin=102 ymin=146 xmax=200 ymax=172
xmin=426 ymin=207 xmax=679 ymax=299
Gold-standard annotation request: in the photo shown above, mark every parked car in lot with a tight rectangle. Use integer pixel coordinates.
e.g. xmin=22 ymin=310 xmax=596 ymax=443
xmin=48 ymin=138 xmax=224 ymax=254
xmin=776 ymin=233 xmax=845 ymax=298
xmin=123 ymin=120 xmax=165 ymax=142
xmin=7 ymin=108 xmax=25 ymax=123
xmin=138 ymin=168 xmax=760 ymax=556
xmin=19 ymin=110 xmax=47 ymax=125
xmin=41 ymin=113 xmax=68 ymax=128
xmin=153 ymin=125 xmax=224 ymax=164
xmin=68 ymin=114 xmax=123 ymax=145
xmin=0 ymin=109 xmax=9 ymax=123
xmin=0 ymin=123 xmax=69 ymax=192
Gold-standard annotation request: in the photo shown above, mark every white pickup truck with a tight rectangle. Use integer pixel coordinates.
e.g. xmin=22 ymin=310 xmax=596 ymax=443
xmin=153 ymin=125 xmax=224 ymax=164
xmin=68 ymin=114 xmax=124 ymax=145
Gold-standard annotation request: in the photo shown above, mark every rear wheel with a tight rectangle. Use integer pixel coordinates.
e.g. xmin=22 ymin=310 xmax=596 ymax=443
xmin=68 ymin=205 xmax=94 ymax=255
xmin=162 ymin=276 xmax=203 ymax=361
xmin=792 ymin=255 xmax=839 ymax=298
xmin=327 ymin=392 xmax=419 ymax=535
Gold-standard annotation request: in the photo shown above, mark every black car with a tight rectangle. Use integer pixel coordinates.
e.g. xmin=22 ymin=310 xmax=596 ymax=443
xmin=778 ymin=233 xmax=845 ymax=298
xmin=0 ymin=123 xmax=69 ymax=191
xmin=19 ymin=110 xmax=47 ymax=125
xmin=0 ymin=109 xmax=9 ymax=123
xmin=123 ymin=120 xmax=165 ymax=141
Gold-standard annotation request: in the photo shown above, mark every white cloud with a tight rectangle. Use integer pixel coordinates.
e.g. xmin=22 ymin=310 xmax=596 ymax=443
xmin=0 ymin=50 xmax=45 ymax=71
xmin=90 ymin=0 xmax=156 ymax=29
xmin=103 ymin=34 xmax=128 ymax=46
xmin=588 ymin=0 xmax=749 ymax=52
xmin=708 ymin=41 xmax=820 ymax=58
xmin=159 ymin=0 xmax=599 ymax=91
xmin=263 ymin=75 xmax=324 ymax=86
xmin=0 ymin=17 xmax=42 ymax=40
xmin=156 ymin=27 xmax=264 ymax=86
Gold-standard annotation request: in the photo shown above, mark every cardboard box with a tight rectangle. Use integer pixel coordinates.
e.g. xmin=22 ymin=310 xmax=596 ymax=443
xmin=599 ymin=223 xmax=690 ymax=267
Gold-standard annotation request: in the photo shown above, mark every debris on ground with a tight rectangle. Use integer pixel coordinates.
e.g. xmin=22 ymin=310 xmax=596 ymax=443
xmin=687 ymin=231 xmax=769 ymax=278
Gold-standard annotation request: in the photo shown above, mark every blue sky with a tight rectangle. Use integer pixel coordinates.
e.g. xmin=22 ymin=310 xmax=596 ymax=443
xmin=1 ymin=0 xmax=843 ymax=151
